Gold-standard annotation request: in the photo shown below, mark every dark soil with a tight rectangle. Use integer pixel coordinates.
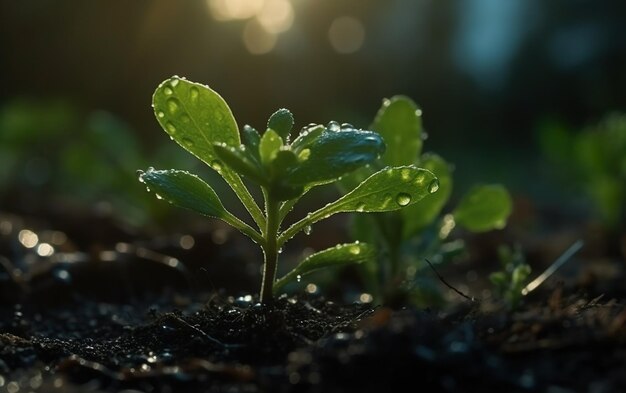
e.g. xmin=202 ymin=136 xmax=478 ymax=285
xmin=1 ymin=211 xmax=625 ymax=392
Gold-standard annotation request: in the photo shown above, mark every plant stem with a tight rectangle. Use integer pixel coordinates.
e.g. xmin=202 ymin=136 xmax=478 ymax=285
xmin=260 ymin=196 xmax=281 ymax=303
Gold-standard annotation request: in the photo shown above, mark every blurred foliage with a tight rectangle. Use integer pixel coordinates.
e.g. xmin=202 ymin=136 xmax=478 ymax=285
xmin=490 ymin=244 xmax=531 ymax=310
xmin=539 ymin=113 xmax=626 ymax=229
xmin=337 ymin=96 xmax=512 ymax=305
xmin=0 ymin=98 xmax=194 ymax=226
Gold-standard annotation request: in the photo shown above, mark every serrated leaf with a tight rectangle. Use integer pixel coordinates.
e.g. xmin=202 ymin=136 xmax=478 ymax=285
xmin=213 ymin=143 xmax=266 ymax=186
xmin=273 ymin=242 xmax=375 ymax=293
xmin=267 ymin=108 xmax=294 ymax=142
xmin=287 ymin=128 xmax=385 ymax=186
xmin=372 ymin=96 xmax=422 ymax=167
xmin=279 ymin=166 xmax=439 ymax=243
xmin=139 ymin=168 xmax=228 ymax=218
xmin=453 ymin=185 xmax=512 ymax=232
xmin=401 ymin=154 xmax=453 ymax=237
xmin=259 ymin=129 xmax=283 ymax=166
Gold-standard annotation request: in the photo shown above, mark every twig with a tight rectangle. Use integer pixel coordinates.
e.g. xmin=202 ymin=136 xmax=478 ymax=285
xmin=522 ymin=240 xmax=584 ymax=296
xmin=424 ymin=258 xmax=475 ymax=302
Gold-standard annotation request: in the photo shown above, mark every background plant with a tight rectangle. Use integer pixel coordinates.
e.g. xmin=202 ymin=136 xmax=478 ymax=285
xmin=337 ymin=96 xmax=513 ymax=304
xmin=539 ymin=113 xmax=626 ymax=231
xmin=138 ymin=77 xmax=439 ymax=303
xmin=490 ymin=244 xmax=531 ymax=309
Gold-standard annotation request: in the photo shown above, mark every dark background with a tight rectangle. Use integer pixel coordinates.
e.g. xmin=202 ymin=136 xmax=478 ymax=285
xmin=1 ymin=0 xmax=625 ymax=224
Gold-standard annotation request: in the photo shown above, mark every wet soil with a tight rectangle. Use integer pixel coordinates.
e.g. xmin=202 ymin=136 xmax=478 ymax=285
xmin=1 ymin=210 xmax=625 ymax=392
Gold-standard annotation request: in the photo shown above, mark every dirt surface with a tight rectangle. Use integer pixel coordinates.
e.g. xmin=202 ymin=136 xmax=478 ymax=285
xmin=1 ymin=211 xmax=625 ymax=392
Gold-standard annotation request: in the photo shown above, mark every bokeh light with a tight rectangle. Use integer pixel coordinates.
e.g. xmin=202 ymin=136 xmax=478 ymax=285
xmin=328 ymin=16 xmax=366 ymax=54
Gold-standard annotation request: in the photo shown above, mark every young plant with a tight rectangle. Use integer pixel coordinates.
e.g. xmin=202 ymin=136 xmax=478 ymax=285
xmin=490 ymin=244 xmax=531 ymax=309
xmin=138 ymin=77 xmax=439 ymax=303
xmin=338 ymin=96 xmax=513 ymax=304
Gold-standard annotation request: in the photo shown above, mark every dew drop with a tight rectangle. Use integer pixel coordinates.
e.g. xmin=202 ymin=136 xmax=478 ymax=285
xmin=356 ymin=203 xmax=366 ymax=212
xmin=155 ymin=193 xmax=164 ymax=200
xmin=296 ymin=275 xmax=302 ymax=282
xmin=278 ymin=247 xmax=284 ymax=254
xmin=165 ymin=122 xmax=176 ymax=133
xmin=401 ymin=168 xmax=411 ymax=180
xmin=298 ymin=148 xmax=311 ymax=161
xmin=164 ymin=87 xmax=174 ymax=96
xmin=428 ymin=179 xmax=440 ymax=193
xmin=396 ymin=193 xmax=411 ymax=206
xmin=190 ymin=87 xmax=199 ymax=101
xmin=210 ymin=160 xmax=223 ymax=172
xmin=304 ymin=225 xmax=312 ymax=235
xmin=416 ymin=109 xmax=423 ymax=117
xmin=157 ymin=111 xmax=165 ymax=118
xmin=349 ymin=245 xmax=361 ymax=255
xmin=166 ymin=98 xmax=180 ymax=114
xmin=341 ymin=123 xmax=354 ymax=130
xmin=170 ymin=78 xmax=180 ymax=88
xmin=182 ymin=137 xmax=194 ymax=147
xmin=327 ymin=121 xmax=340 ymax=132
xmin=382 ymin=98 xmax=391 ymax=107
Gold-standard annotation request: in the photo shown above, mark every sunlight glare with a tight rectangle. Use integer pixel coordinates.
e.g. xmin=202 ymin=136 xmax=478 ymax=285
xmin=208 ymin=0 xmax=266 ymax=21
xmin=256 ymin=0 xmax=294 ymax=34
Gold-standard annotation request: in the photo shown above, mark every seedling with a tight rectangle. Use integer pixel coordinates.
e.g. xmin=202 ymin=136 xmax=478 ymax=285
xmin=490 ymin=244 xmax=531 ymax=309
xmin=138 ymin=77 xmax=439 ymax=303
xmin=338 ymin=96 xmax=513 ymax=304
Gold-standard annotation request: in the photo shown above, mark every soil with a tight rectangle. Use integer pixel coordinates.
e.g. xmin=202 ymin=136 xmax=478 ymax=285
xmin=1 ymin=209 xmax=625 ymax=393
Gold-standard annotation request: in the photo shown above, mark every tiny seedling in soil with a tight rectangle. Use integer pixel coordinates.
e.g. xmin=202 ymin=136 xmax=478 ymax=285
xmin=338 ymin=96 xmax=513 ymax=304
xmin=490 ymin=244 xmax=532 ymax=309
xmin=138 ymin=77 xmax=439 ymax=303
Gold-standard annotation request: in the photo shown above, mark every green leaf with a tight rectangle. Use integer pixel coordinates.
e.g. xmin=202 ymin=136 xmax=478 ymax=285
xmin=152 ymin=77 xmax=240 ymax=168
xmin=287 ymin=128 xmax=385 ymax=186
xmin=152 ymin=77 xmax=265 ymax=228
xmin=139 ymin=168 xmax=228 ymax=219
xmin=267 ymin=108 xmax=294 ymax=142
xmin=213 ymin=143 xmax=266 ymax=186
xmin=453 ymin=185 xmax=512 ymax=232
xmin=291 ymin=124 xmax=325 ymax=152
xmin=401 ymin=154 xmax=453 ymax=237
xmin=139 ymin=168 xmax=262 ymax=243
xmin=268 ymin=150 xmax=303 ymax=200
xmin=259 ymin=129 xmax=283 ymax=166
xmin=279 ymin=166 xmax=438 ymax=244
xmin=372 ymin=96 xmax=422 ymax=167
xmin=273 ymin=242 xmax=375 ymax=293
xmin=242 ymin=125 xmax=261 ymax=160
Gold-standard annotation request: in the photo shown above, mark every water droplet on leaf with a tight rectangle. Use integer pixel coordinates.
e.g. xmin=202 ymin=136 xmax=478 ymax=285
xmin=182 ymin=137 xmax=194 ymax=147
xmin=190 ymin=87 xmax=199 ymax=101
xmin=210 ymin=160 xmax=223 ymax=172
xmin=356 ymin=203 xmax=366 ymax=212
xmin=296 ymin=275 xmax=302 ymax=282
xmin=170 ymin=78 xmax=180 ymax=88
xmin=349 ymin=245 xmax=361 ymax=255
xmin=157 ymin=111 xmax=165 ymax=118
xmin=298 ymin=148 xmax=311 ymax=161
xmin=428 ymin=179 xmax=440 ymax=193
xmin=304 ymin=225 xmax=312 ymax=235
xmin=166 ymin=98 xmax=179 ymax=114
xmin=327 ymin=121 xmax=340 ymax=132
xmin=164 ymin=87 xmax=173 ymax=96
xmin=165 ymin=122 xmax=176 ymax=133
xmin=396 ymin=193 xmax=411 ymax=206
